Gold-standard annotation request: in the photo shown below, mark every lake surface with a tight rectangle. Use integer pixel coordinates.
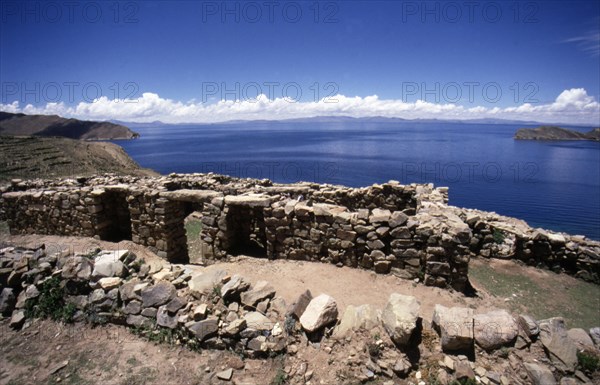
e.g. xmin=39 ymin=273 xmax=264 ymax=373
xmin=115 ymin=121 xmax=600 ymax=240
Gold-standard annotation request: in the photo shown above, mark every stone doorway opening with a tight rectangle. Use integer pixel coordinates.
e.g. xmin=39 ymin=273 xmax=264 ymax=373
xmin=225 ymin=206 xmax=267 ymax=258
xmin=183 ymin=207 xmax=207 ymax=264
xmin=99 ymin=191 xmax=132 ymax=242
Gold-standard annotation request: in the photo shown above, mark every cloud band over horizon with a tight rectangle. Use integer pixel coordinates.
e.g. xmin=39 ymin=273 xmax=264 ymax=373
xmin=1 ymin=88 xmax=599 ymax=126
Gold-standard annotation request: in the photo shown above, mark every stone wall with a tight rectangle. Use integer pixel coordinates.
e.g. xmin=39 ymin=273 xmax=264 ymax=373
xmin=1 ymin=245 xmax=599 ymax=385
xmin=1 ymin=173 xmax=599 ymax=290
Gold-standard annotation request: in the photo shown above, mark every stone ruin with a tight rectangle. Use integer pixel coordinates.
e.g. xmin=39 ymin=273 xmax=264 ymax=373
xmin=0 ymin=245 xmax=599 ymax=385
xmin=1 ymin=173 xmax=599 ymax=292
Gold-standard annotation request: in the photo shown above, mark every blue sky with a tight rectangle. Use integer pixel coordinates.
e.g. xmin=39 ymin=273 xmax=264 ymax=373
xmin=1 ymin=0 xmax=599 ymax=124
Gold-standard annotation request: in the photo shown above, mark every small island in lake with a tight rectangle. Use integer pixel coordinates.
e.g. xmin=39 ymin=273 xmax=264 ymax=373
xmin=514 ymin=125 xmax=600 ymax=141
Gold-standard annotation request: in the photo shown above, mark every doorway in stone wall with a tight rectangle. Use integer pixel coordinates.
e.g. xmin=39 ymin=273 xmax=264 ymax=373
xmin=184 ymin=210 xmax=206 ymax=264
xmin=181 ymin=202 xmax=210 ymax=265
xmin=225 ymin=206 xmax=267 ymax=257
xmin=100 ymin=191 xmax=132 ymax=242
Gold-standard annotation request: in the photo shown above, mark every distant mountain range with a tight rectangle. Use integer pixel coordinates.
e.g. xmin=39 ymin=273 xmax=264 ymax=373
xmin=0 ymin=112 xmax=139 ymax=140
xmin=515 ymin=126 xmax=600 ymax=141
xmin=110 ymin=116 xmax=561 ymax=127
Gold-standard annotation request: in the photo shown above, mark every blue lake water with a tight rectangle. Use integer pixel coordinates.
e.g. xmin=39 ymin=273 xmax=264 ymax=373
xmin=114 ymin=121 xmax=600 ymax=240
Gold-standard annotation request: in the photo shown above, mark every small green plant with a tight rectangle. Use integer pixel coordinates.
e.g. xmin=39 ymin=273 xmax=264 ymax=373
xmin=577 ymin=351 xmax=600 ymax=373
xmin=492 ymin=229 xmax=505 ymax=244
xmin=427 ymin=373 xmax=443 ymax=385
xmin=212 ymin=284 xmax=221 ymax=298
xmin=82 ymin=248 xmax=100 ymax=259
xmin=130 ymin=323 xmax=202 ymax=352
xmin=366 ymin=341 xmax=381 ymax=358
xmin=497 ymin=346 xmax=510 ymax=358
xmin=449 ymin=379 xmax=478 ymax=385
xmin=270 ymin=368 xmax=287 ymax=385
xmin=283 ymin=315 xmax=296 ymax=335
xmin=130 ymin=259 xmax=144 ymax=272
xmin=24 ymin=276 xmax=76 ymax=323
xmin=84 ymin=306 xmax=108 ymax=326
xmin=126 ymin=356 xmax=140 ymax=367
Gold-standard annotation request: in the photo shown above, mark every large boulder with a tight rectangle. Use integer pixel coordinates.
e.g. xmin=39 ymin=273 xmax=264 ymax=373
xmin=92 ymin=251 xmax=125 ymax=278
xmin=518 ymin=314 xmax=540 ymax=338
xmin=473 ymin=309 xmax=518 ymax=350
xmin=370 ymin=209 xmax=392 ymax=223
xmin=188 ymin=269 xmax=227 ymax=298
xmin=61 ymin=256 xmax=93 ymax=280
xmin=539 ymin=318 xmax=578 ymax=373
xmin=119 ymin=279 xmax=142 ymax=302
xmin=156 ymin=305 xmax=178 ymax=329
xmin=188 ymin=318 xmax=219 ymax=341
xmin=98 ymin=277 xmax=121 ymax=290
xmin=590 ymin=327 xmax=600 ymax=347
xmin=224 ymin=194 xmax=272 ymax=208
xmin=389 ymin=211 xmax=409 ymax=228
xmin=241 ymin=281 xmax=276 ymax=308
xmin=567 ymin=328 xmax=595 ymax=349
xmin=9 ymin=309 xmax=26 ymax=329
xmin=523 ymin=362 xmax=557 ymax=385
xmin=432 ymin=305 xmax=474 ymax=351
xmin=299 ymin=294 xmax=339 ymax=333
xmin=334 ymin=304 xmax=380 ymax=338
xmin=126 ymin=315 xmax=153 ymax=328
xmin=243 ymin=312 xmax=274 ymax=331
xmin=221 ymin=274 xmax=250 ymax=299
xmin=141 ymin=281 xmax=176 ymax=308
xmin=287 ymin=290 xmax=313 ymax=319
xmin=381 ymin=293 xmax=420 ymax=347
xmin=223 ymin=318 xmax=247 ymax=337
xmin=0 ymin=288 xmax=16 ymax=316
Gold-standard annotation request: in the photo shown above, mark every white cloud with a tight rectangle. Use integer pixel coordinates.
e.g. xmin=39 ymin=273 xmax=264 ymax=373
xmin=564 ymin=31 xmax=600 ymax=58
xmin=1 ymin=88 xmax=599 ymax=125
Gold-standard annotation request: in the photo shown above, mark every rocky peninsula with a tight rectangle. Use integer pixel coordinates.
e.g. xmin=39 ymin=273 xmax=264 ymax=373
xmin=514 ymin=126 xmax=600 ymax=141
xmin=0 ymin=112 xmax=139 ymax=140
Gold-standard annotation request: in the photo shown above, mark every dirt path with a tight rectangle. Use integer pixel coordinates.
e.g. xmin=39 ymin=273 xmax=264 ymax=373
xmin=0 ymin=320 xmax=275 ymax=385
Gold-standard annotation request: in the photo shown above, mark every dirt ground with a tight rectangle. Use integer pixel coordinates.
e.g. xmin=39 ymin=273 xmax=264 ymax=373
xmin=0 ymin=319 xmax=282 ymax=385
xmin=1 ymin=234 xmax=508 ymax=324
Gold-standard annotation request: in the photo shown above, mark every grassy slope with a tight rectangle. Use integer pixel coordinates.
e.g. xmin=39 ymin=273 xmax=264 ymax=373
xmin=469 ymin=258 xmax=600 ymax=329
xmin=0 ymin=135 xmax=157 ymax=182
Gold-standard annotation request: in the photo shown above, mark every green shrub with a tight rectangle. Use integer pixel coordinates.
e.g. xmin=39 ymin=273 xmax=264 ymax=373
xmin=84 ymin=306 xmax=109 ymax=326
xmin=24 ymin=276 xmax=76 ymax=323
xmin=492 ymin=229 xmax=505 ymax=244
xmin=283 ymin=315 xmax=296 ymax=335
xmin=366 ymin=342 xmax=380 ymax=358
xmin=130 ymin=323 xmax=202 ymax=352
xmin=450 ymin=379 xmax=478 ymax=385
xmin=130 ymin=259 xmax=144 ymax=272
xmin=212 ymin=284 xmax=221 ymax=298
xmin=577 ymin=351 xmax=600 ymax=373
xmin=270 ymin=368 xmax=287 ymax=385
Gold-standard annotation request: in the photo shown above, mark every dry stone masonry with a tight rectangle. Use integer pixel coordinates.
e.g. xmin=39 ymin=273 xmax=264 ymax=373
xmin=1 ymin=245 xmax=599 ymax=384
xmin=1 ymin=173 xmax=599 ymax=291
